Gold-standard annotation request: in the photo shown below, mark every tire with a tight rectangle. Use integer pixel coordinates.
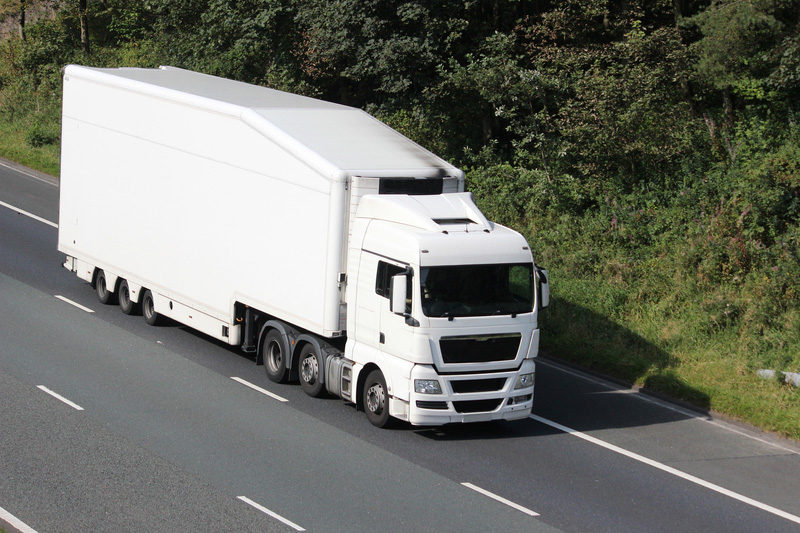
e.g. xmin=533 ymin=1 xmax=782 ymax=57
xmin=95 ymin=270 xmax=116 ymax=305
xmin=298 ymin=344 xmax=326 ymax=398
xmin=263 ymin=329 xmax=290 ymax=383
xmin=363 ymin=369 xmax=393 ymax=428
xmin=141 ymin=289 xmax=162 ymax=326
xmin=118 ymin=279 xmax=139 ymax=315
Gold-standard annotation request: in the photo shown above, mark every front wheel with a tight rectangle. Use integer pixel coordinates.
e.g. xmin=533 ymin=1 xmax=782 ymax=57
xmin=363 ymin=369 xmax=393 ymax=428
xmin=298 ymin=344 xmax=326 ymax=398
xmin=263 ymin=329 xmax=290 ymax=383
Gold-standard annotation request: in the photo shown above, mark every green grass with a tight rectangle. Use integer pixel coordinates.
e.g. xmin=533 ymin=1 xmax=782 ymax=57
xmin=0 ymin=117 xmax=60 ymax=177
xmin=540 ymin=272 xmax=800 ymax=441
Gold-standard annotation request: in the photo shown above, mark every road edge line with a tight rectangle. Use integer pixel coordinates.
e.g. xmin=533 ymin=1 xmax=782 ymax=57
xmin=530 ymin=414 xmax=800 ymax=526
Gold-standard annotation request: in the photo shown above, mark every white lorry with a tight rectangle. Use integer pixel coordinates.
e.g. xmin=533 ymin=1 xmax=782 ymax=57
xmin=58 ymin=65 xmax=549 ymax=427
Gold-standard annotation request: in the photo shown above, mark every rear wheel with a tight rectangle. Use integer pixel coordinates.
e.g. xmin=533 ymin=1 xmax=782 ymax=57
xmin=142 ymin=289 xmax=162 ymax=326
xmin=363 ymin=369 xmax=392 ymax=428
xmin=95 ymin=270 xmax=116 ymax=305
xmin=263 ymin=329 xmax=290 ymax=383
xmin=299 ymin=344 xmax=326 ymax=398
xmin=118 ymin=279 xmax=139 ymax=315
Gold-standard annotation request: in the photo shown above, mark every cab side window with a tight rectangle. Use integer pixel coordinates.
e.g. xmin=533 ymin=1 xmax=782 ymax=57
xmin=375 ymin=261 xmax=404 ymax=298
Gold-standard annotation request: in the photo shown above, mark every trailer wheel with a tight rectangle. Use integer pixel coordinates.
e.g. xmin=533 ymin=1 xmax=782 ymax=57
xmin=263 ymin=329 xmax=290 ymax=383
xmin=118 ymin=279 xmax=140 ymax=315
xmin=298 ymin=344 xmax=326 ymax=398
xmin=95 ymin=270 xmax=116 ymax=305
xmin=363 ymin=369 xmax=392 ymax=428
xmin=141 ymin=290 xmax=162 ymax=326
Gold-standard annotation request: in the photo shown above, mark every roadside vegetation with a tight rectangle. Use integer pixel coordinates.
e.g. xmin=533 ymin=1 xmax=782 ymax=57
xmin=1 ymin=0 xmax=798 ymax=440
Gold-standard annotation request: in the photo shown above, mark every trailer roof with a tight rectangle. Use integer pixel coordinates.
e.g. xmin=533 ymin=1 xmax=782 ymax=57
xmin=66 ymin=65 xmax=458 ymax=177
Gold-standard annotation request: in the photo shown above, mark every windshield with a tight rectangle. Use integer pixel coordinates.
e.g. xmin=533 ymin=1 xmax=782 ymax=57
xmin=420 ymin=263 xmax=533 ymax=318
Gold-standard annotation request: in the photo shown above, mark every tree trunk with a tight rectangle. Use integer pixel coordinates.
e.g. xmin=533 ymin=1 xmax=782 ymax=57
xmin=79 ymin=0 xmax=90 ymax=56
xmin=722 ymin=85 xmax=735 ymax=130
xmin=18 ymin=3 xmax=25 ymax=41
xmin=673 ymin=0 xmax=684 ymax=26
xmin=481 ymin=101 xmax=494 ymax=143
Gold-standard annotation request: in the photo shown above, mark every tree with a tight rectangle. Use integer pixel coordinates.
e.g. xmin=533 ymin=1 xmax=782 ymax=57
xmin=78 ymin=0 xmax=88 ymax=54
xmin=0 ymin=0 xmax=29 ymax=40
xmin=685 ymin=0 xmax=796 ymax=133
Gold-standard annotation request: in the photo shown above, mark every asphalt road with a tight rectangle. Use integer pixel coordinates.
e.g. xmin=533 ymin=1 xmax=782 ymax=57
xmin=1 ymin=158 xmax=799 ymax=532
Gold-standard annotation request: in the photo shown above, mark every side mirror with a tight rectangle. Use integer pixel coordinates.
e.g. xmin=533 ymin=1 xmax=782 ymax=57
xmin=390 ymin=274 xmax=407 ymax=315
xmin=537 ymin=267 xmax=550 ymax=308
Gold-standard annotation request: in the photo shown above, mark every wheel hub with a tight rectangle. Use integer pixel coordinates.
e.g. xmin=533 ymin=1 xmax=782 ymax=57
xmin=366 ymin=383 xmax=384 ymax=414
xmin=301 ymin=355 xmax=318 ymax=384
xmin=267 ymin=343 xmax=282 ymax=371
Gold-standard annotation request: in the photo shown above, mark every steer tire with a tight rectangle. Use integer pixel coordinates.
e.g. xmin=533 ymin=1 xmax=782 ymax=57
xmin=363 ymin=369 xmax=393 ymax=428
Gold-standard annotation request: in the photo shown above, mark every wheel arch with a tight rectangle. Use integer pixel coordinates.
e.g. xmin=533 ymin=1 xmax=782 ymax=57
xmin=292 ymin=334 xmax=328 ymax=385
xmin=355 ymin=362 xmax=382 ymax=412
xmin=256 ymin=320 xmax=297 ymax=367
xmin=91 ymin=267 xmax=120 ymax=295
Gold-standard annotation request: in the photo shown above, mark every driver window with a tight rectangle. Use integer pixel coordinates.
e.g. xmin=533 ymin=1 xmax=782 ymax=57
xmin=375 ymin=261 xmax=404 ymax=298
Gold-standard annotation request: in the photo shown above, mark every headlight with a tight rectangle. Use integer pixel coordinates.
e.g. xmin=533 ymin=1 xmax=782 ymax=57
xmin=414 ymin=379 xmax=442 ymax=394
xmin=514 ymin=372 xmax=535 ymax=390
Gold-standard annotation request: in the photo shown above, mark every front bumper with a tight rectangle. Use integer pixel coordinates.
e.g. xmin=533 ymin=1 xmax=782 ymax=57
xmin=401 ymin=359 xmax=535 ymax=426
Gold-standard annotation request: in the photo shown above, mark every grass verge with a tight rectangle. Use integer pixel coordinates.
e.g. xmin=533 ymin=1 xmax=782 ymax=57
xmin=0 ymin=118 xmax=60 ymax=177
xmin=542 ymin=273 xmax=800 ymax=441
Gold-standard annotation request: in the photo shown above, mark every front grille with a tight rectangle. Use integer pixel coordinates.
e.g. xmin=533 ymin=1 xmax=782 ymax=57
xmin=416 ymin=400 xmax=448 ymax=410
xmin=453 ymin=399 xmax=503 ymax=413
xmin=451 ymin=378 xmax=507 ymax=394
xmin=440 ymin=334 xmax=521 ymax=364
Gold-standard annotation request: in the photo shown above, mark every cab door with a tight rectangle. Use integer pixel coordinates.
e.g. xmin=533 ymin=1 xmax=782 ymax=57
xmin=375 ymin=259 xmax=416 ymax=362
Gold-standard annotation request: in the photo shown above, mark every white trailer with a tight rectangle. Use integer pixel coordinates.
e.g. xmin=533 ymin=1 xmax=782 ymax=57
xmin=58 ymin=65 xmax=549 ymax=427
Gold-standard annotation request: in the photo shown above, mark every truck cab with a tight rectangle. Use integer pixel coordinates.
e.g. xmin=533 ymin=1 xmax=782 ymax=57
xmin=346 ymin=192 xmax=548 ymax=426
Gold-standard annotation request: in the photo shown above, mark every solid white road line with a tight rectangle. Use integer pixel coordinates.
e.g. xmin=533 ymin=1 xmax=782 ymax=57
xmin=0 ymin=159 xmax=56 ymax=185
xmin=237 ymin=496 xmax=305 ymax=531
xmin=536 ymin=358 xmax=800 ymax=455
xmin=36 ymin=386 xmax=84 ymax=411
xmin=54 ymin=295 xmax=94 ymax=313
xmin=530 ymin=414 xmax=800 ymax=526
xmin=230 ymin=377 xmax=289 ymax=403
xmin=0 ymin=504 xmax=38 ymax=533
xmin=461 ymin=482 xmax=540 ymax=517
xmin=0 ymin=200 xmax=57 ymax=228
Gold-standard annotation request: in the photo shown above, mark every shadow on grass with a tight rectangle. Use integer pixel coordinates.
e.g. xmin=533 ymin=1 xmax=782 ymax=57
xmin=543 ymin=296 xmax=710 ymax=410
xmin=416 ymin=296 xmax=712 ymax=441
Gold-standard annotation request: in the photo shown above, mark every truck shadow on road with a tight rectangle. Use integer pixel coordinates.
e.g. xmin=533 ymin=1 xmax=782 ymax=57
xmin=166 ymin=297 xmax=712 ymax=441
xmin=415 ymin=296 xmax=712 ymax=441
